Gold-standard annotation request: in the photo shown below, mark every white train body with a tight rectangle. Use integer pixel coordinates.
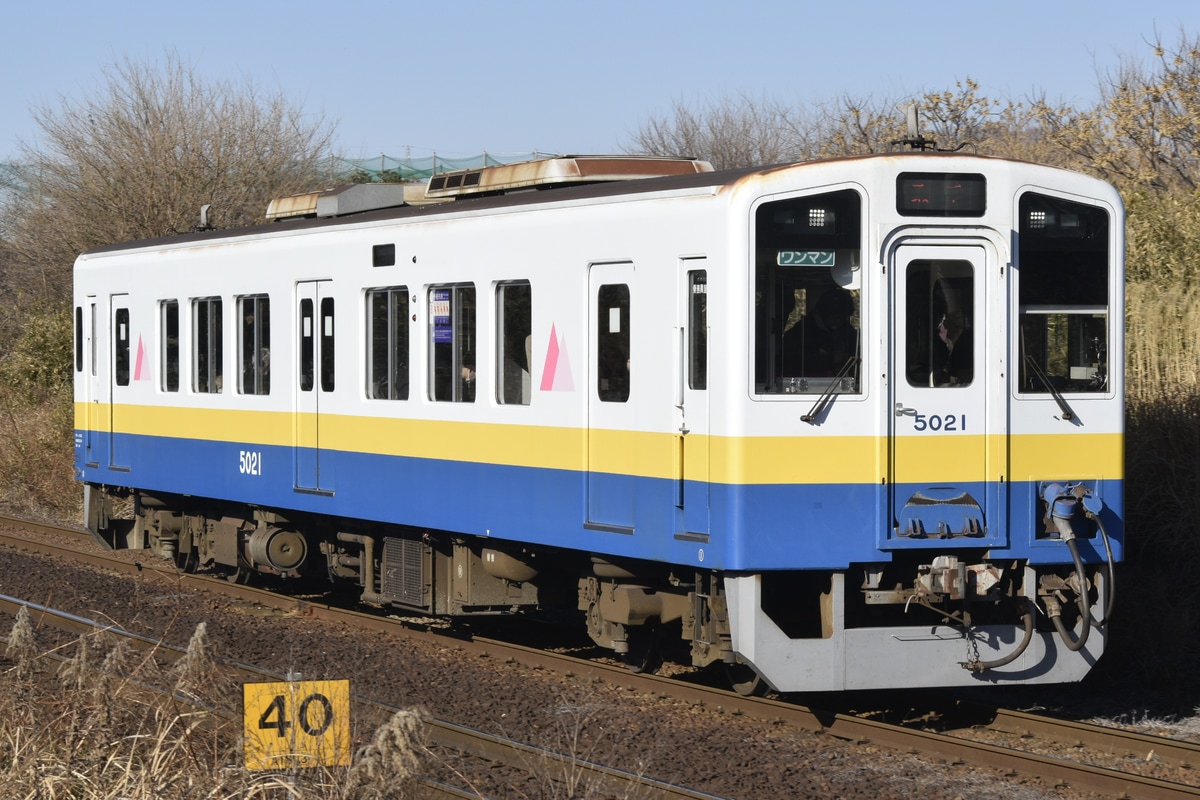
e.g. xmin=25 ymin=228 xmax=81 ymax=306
xmin=75 ymin=154 xmax=1124 ymax=692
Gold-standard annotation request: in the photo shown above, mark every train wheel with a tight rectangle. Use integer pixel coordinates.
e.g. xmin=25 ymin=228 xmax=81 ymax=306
xmin=226 ymin=564 xmax=254 ymax=585
xmin=174 ymin=547 xmax=198 ymax=574
xmin=621 ymin=623 xmax=662 ymax=674
xmin=725 ymin=656 xmax=766 ymax=697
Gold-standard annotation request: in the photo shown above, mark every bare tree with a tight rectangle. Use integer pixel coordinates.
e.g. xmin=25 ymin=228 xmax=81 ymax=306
xmin=1034 ymin=28 xmax=1200 ymax=193
xmin=808 ymin=94 xmax=904 ymax=158
xmin=625 ymin=81 xmax=1066 ymax=171
xmin=627 ymin=92 xmax=818 ymax=169
xmin=1 ymin=52 xmax=337 ymax=310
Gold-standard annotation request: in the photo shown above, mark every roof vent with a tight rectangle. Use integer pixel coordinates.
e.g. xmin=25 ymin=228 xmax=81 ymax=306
xmin=425 ymin=155 xmax=713 ymax=199
xmin=266 ymin=183 xmax=446 ymax=221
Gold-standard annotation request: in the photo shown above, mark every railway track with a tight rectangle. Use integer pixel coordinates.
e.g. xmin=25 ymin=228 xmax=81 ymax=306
xmin=3 ymin=513 xmax=1198 ymax=799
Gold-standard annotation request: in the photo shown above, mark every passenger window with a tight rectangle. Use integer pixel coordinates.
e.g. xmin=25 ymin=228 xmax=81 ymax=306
xmin=192 ymin=297 xmax=223 ymax=393
xmin=238 ymin=295 xmax=270 ymax=395
xmin=74 ymin=307 xmax=83 ymax=373
xmin=299 ymin=298 xmax=314 ymax=392
xmin=1017 ymin=194 xmax=1110 ymax=394
xmin=754 ymin=189 xmax=861 ymax=395
xmin=597 ymin=284 xmax=630 ymax=402
xmin=114 ymin=308 xmax=130 ymax=386
xmin=905 ymin=261 xmax=974 ymax=387
xmin=497 ymin=281 xmax=532 ymax=405
xmin=429 ymin=284 xmax=475 ymax=402
xmin=161 ymin=300 xmax=179 ymax=392
xmin=689 ymin=271 xmax=707 ymax=390
xmin=367 ymin=286 xmax=409 ymax=400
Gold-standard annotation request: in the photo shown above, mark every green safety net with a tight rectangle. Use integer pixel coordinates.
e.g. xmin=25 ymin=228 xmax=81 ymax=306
xmin=0 ymin=152 xmax=561 ymax=194
xmin=338 ymin=151 xmax=557 ymax=182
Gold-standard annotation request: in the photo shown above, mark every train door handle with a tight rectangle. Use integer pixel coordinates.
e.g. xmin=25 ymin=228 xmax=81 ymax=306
xmin=895 ymin=403 xmax=917 ymax=417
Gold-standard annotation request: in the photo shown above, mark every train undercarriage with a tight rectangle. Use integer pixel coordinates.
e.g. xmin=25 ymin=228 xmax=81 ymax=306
xmin=84 ymin=483 xmax=1108 ymax=694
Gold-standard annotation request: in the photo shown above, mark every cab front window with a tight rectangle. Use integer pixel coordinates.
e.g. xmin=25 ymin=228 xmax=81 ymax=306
xmin=753 ymin=189 xmax=862 ymax=395
xmin=1017 ymin=194 xmax=1110 ymax=394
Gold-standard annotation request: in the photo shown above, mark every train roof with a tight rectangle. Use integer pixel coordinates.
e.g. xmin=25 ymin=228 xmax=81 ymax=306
xmin=79 ymin=151 xmax=1064 ymax=258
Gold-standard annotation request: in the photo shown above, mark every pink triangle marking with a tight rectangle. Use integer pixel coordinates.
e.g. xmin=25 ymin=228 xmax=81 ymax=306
xmin=133 ymin=336 xmax=149 ymax=381
xmin=540 ymin=324 xmax=560 ymax=391
xmin=552 ymin=335 xmax=574 ymax=392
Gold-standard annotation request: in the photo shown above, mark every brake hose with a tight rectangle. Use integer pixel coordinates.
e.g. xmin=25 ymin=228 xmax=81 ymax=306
xmin=1050 ymin=537 xmax=1092 ymax=651
xmin=963 ymin=597 xmax=1035 ymax=673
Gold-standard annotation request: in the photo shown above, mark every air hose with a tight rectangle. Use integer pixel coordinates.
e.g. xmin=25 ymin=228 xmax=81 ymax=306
xmin=962 ymin=597 xmax=1035 ymax=673
xmin=1050 ymin=536 xmax=1092 ymax=651
xmin=1043 ymin=482 xmax=1115 ymax=650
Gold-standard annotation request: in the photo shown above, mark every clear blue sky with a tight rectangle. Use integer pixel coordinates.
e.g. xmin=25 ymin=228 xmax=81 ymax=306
xmin=1 ymin=0 xmax=1196 ymax=162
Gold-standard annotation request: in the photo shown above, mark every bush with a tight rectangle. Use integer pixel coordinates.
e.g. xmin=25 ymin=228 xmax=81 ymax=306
xmin=0 ymin=304 xmax=76 ymax=518
xmin=0 ymin=304 xmax=73 ymax=400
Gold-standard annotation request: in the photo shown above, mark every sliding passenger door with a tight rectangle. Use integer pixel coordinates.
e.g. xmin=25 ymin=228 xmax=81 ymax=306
xmin=587 ymin=262 xmax=636 ymax=532
xmin=678 ymin=261 xmax=710 ymax=538
xmin=83 ymin=296 xmax=103 ymax=467
xmin=295 ymin=280 xmax=335 ymax=494
xmin=108 ymin=294 xmax=132 ymax=471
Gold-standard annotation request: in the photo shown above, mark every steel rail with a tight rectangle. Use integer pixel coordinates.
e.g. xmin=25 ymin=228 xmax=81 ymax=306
xmin=985 ymin=706 xmax=1200 ymax=770
xmin=897 ymin=688 xmax=1200 ymax=772
xmin=814 ymin=710 xmax=1200 ymax=800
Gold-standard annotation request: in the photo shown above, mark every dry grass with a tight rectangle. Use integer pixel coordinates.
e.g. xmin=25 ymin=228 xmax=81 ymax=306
xmin=1099 ymin=284 xmax=1200 ymax=701
xmin=1125 ymin=283 xmax=1200 ymax=560
xmin=0 ymin=616 xmax=439 ymax=800
xmin=1126 ymin=282 xmax=1200 ymax=393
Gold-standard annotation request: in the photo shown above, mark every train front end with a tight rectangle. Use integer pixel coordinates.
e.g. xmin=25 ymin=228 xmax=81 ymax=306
xmin=722 ymin=156 xmax=1122 ymax=691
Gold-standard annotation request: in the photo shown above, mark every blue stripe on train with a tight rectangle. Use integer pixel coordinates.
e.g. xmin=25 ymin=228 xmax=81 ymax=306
xmin=76 ymin=431 xmax=1123 ymax=571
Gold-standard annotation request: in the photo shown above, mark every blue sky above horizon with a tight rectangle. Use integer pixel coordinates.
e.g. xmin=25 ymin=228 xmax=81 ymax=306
xmin=2 ymin=1 xmax=1196 ymax=162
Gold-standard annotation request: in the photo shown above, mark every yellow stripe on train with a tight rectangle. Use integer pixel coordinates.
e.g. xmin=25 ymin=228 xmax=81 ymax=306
xmin=78 ymin=403 xmax=1123 ymax=485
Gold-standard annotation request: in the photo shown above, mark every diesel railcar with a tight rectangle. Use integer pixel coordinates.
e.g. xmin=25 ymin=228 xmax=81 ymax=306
xmin=74 ymin=152 xmax=1123 ymax=693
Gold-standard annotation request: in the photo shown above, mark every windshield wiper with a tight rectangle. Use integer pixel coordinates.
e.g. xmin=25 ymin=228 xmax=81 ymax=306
xmin=1024 ymin=355 xmax=1075 ymax=420
xmin=802 ymin=356 xmax=860 ymax=424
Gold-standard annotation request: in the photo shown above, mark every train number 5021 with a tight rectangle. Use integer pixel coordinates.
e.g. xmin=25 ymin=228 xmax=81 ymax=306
xmin=239 ymin=450 xmax=263 ymax=475
xmin=912 ymin=414 xmax=966 ymax=432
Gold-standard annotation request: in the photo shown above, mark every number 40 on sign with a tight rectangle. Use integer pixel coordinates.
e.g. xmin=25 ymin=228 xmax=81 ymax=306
xmin=243 ymin=679 xmax=351 ymax=770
